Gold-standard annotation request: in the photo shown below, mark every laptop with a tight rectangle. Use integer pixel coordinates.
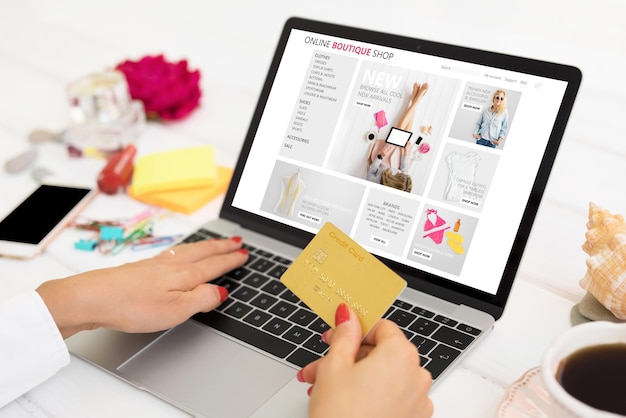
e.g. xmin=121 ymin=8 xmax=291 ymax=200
xmin=67 ymin=17 xmax=581 ymax=417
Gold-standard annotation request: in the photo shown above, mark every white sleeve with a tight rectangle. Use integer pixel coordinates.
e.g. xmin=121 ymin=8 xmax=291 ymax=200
xmin=0 ymin=291 xmax=70 ymax=407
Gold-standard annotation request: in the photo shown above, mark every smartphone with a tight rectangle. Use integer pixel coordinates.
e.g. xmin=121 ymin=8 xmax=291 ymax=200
xmin=0 ymin=179 xmax=96 ymax=259
xmin=385 ymin=127 xmax=413 ymax=147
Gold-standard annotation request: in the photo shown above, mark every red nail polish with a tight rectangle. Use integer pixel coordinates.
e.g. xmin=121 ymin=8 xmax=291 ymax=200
xmin=321 ymin=330 xmax=328 ymax=343
xmin=296 ymin=368 xmax=305 ymax=382
xmin=306 ymin=385 xmax=313 ymax=397
xmin=238 ymin=248 xmax=249 ymax=255
xmin=231 ymin=236 xmax=242 ymax=243
xmin=335 ymin=303 xmax=350 ymax=326
xmin=217 ymin=286 xmax=229 ymax=303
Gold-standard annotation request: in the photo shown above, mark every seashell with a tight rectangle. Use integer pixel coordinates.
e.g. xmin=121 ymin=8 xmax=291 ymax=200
xmin=579 ymin=202 xmax=626 ymax=320
xmin=582 ymin=202 xmax=626 ymax=256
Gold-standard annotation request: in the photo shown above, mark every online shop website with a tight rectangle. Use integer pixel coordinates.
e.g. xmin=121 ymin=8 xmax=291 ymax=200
xmin=233 ymin=29 xmax=568 ymax=295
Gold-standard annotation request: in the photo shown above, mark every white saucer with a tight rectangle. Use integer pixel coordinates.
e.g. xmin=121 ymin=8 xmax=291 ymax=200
xmin=497 ymin=366 xmax=553 ymax=417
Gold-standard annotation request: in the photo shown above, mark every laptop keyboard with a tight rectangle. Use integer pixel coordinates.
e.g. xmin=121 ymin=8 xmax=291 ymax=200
xmin=188 ymin=229 xmax=482 ymax=380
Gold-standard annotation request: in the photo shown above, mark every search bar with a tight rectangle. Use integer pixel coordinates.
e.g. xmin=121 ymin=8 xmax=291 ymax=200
xmin=440 ymin=65 xmax=481 ymax=77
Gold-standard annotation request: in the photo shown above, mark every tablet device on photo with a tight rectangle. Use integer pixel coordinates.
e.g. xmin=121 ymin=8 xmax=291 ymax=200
xmin=385 ymin=127 xmax=413 ymax=147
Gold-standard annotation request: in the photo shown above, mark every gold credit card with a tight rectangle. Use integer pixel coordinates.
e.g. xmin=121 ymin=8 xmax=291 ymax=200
xmin=281 ymin=222 xmax=406 ymax=337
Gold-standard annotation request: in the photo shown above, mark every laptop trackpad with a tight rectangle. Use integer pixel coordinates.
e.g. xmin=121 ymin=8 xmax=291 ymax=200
xmin=118 ymin=320 xmax=296 ymax=418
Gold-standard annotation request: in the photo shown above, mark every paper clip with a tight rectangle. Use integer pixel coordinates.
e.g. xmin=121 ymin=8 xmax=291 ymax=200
xmin=121 ymin=207 xmax=161 ymax=229
xmin=131 ymin=234 xmax=183 ymax=251
xmin=70 ymin=207 xmax=175 ymax=255
xmin=69 ymin=219 xmax=120 ymax=232
xmin=109 ymin=220 xmax=154 ymax=255
xmin=98 ymin=239 xmax=117 ymax=255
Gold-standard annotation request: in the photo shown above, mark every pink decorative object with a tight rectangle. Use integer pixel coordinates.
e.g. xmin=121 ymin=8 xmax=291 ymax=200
xmin=115 ymin=55 xmax=201 ymax=121
xmin=419 ymin=142 xmax=430 ymax=154
xmin=374 ymin=110 xmax=388 ymax=130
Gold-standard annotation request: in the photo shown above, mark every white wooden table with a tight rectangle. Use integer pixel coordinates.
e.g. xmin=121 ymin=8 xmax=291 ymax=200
xmin=1 ymin=1 xmax=624 ymax=416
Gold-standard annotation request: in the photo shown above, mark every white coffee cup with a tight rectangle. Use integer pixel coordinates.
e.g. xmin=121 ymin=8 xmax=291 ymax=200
xmin=541 ymin=321 xmax=626 ymax=417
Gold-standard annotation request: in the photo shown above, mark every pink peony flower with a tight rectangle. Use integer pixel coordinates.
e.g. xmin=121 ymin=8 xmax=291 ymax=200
xmin=419 ymin=142 xmax=431 ymax=154
xmin=115 ymin=55 xmax=201 ymax=121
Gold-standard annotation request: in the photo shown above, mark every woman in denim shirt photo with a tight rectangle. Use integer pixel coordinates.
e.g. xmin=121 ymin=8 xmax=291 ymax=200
xmin=473 ymin=89 xmax=509 ymax=148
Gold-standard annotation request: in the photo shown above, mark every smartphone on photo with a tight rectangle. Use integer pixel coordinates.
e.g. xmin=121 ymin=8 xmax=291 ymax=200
xmin=0 ymin=179 xmax=96 ymax=259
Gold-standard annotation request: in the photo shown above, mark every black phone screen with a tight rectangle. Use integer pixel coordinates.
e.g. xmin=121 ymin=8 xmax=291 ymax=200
xmin=0 ymin=185 xmax=91 ymax=244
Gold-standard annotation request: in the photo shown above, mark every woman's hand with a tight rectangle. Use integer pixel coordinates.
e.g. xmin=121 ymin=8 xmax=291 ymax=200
xmin=381 ymin=144 xmax=394 ymax=157
xmin=37 ymin=237 xmax=248 ymax=338
xmin=403 ymin=138 xmax=413 ymax=156
xmin=299 ymin=304 xmax=433 ymax=418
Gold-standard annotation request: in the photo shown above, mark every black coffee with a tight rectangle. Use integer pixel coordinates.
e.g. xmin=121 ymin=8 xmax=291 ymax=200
xmin=556 ymin=343 xmax=626 ymax=415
